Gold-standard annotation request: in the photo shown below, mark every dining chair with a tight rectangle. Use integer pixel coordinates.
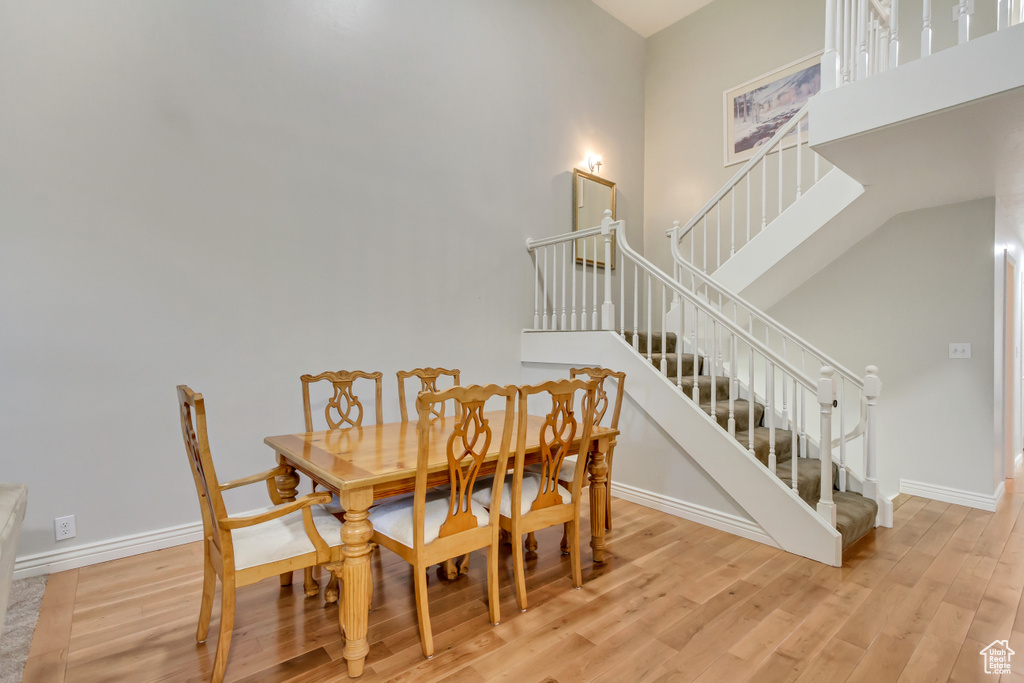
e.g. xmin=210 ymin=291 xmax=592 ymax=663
xmin=472 ymin=378 xmax=598 ymax=611
xmin=299 ymin=369 xmax=383 ymax=599
xmin=398 ymin=367 xmax=467 ymax=578
xmin=368 ymin=383 xmax=517 ymax=657
xmin=177 ymin=386 xmax=344 ymax=683
xmin=397 ymin=367 xmax=461 ymax=423
xmin=567 ymin=367 xmax=624 ymax=530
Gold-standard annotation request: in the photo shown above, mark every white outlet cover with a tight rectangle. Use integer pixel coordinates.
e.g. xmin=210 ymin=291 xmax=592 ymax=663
xmin=54 ymin=514 xmax=76 ymax=541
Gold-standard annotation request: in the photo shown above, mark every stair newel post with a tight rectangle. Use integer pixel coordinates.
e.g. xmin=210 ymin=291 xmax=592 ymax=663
xmin=863 ymin=365 xmax=882 ymax=506
xmin=823 ymin=0 xmax=840 ymax=91
xmin=839 ymin=377 xmax=847 ymax=492
xmin=889 ymin=0 xmax=899 ymax=67
xmin=922 ymin=0 xmax=932 ymax=58
xmin=728 ymin=333 xmax=737 ymax=438
xmin=619 ymin=251 xmax=625 ymax=339
xmin=601 ymin=212 xmax=615 ymax=331
xmin=817 ymin=366 xmax=838 ymax=527
xmin=767 ymin=360 xmax=777 ymax=474
xmin=748 ymin=346 xmax=755 ymax=455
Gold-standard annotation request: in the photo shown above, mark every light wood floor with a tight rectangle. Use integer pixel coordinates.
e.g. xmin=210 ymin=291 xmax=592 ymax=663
xmin=23 ymin=474 xmax=1024 ymax=682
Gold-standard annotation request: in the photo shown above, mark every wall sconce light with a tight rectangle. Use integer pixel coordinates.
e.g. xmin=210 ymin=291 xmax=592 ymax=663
xmin=587 ymin=154 xmax=603 ymax=174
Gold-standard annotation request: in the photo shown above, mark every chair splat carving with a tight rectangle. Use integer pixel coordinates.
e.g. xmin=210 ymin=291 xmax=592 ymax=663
xmin=301 ymin=370 xmax=384 ymax=431
xmin=532 ymin=392 xmax=578 ymax=512
xmin=439 ymin=399 xmax=491 ymax=537
xmin=398 ymin=367 xmax=461 ymax=423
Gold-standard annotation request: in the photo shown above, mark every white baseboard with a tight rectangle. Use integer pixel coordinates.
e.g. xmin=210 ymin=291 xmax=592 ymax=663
xmin=610 ymin=481 xmax=777 ymax=548
xmin=899 ymin=479 xmax=1005 ymax=512
xmin=1016 ymin=452 xmax=1023 ymax=473
xmin=13 ymin=522 xmax=203 ymax=579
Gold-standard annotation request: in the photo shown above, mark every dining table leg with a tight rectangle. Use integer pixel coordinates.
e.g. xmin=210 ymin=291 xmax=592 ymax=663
xmin=275 ymin=464 xmax=301 ymax=586
xmin=335 ymin=488 xmax=374 ymax=677
xmin=587 ymin=437 xmax=610 ymax=563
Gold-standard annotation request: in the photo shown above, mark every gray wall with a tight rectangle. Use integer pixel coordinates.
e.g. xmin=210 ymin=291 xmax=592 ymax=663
xmin=643 ymin=0 xmax=824 ymax=272
xmin=769 ymin=199 xmax=997 ymax=498
xmin=0 ymin=1 xmax=646 ymax=558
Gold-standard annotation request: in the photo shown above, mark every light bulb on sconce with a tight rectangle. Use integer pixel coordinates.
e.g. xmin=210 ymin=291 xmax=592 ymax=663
xmin=587 ymin=154 xmax=603 ymax=174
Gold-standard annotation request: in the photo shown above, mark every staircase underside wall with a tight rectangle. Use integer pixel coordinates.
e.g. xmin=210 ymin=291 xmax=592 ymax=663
xmin=523 ymin=330 xmax=843 ymax=566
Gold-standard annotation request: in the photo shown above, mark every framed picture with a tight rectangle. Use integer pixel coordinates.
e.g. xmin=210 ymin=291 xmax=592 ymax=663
xmin=723 ymin=52 xmax=822 ymax=166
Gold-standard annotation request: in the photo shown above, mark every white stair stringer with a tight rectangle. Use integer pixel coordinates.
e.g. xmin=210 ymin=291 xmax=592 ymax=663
xmin=522 ymin=329 xmax=843 ymax=567
xmin=710 ymin=167 xmax=864 ymax=307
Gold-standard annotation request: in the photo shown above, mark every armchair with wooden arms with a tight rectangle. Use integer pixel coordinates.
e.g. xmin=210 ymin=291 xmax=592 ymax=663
xmin=177 ymin=385 xmax=344 ymax=683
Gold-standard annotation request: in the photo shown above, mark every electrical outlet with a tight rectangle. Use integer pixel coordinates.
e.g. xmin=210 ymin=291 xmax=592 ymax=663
xmin=54 ymin=515 xmax=76 ymax=541
xmin=949 ymin=343 xmax=972 ymax=359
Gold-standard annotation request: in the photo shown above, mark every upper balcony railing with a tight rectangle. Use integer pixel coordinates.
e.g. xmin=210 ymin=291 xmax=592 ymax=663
xmin=823 ymin=0 xmax=1024 ymax=91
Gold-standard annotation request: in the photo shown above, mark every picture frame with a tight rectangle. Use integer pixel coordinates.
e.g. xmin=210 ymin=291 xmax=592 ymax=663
xmin=572 ymin=168 xmax=616 ymax=269
xmin=723 ymin=51 xmax=823 ymax=166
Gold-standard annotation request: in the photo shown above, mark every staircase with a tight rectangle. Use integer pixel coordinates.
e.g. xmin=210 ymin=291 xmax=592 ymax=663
xmin=635 ymin=330 xmax=877 ymax=551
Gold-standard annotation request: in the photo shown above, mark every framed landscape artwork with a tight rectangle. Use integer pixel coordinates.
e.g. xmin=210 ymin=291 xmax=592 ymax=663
xmin=723 ymin=52 xmax=822 ymax=166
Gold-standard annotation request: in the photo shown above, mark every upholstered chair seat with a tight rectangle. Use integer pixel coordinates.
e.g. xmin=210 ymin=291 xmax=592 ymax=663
xmin=231 ymin=505 xmax=343 ymax=570
xmin=473 ymin=472 xmax=570 ymax=519
xmin=369 ymin=488 xmax=486 ymax=548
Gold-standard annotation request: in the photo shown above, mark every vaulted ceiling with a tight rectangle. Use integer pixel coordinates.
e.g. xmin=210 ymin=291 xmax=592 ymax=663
xmin=589 ymin=0 xmax=714 ymax=37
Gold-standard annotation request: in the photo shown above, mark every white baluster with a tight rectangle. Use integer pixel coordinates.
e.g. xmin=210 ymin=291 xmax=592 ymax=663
xmin=857 ymin=0 xmax=869 ymax=79
xmin=746 ymin=175 xmax=751 ymax=244
xmin=571 ymin=239 xmax=578 ymax=331
xmin=767 ymin=360 xmax=776 ymax=474
xmin=602 ymin=219 xmax=614 ymax=331
xmin=646 ymin=273 xmax=653 ymax=363
xmin=730 ymin=189 xmax=736 ymax=257
xmin=728 ymin=334 xmax=737 ymax=437
xmin=778 ymin=141 xmax=783 ymax=217
xmin=580 ymin=238 xmax=586 ymax=331
xmin=839 ymin=378 xmax=847 ymax=492
xmin=791 ymin=378 xmax=798 ymax=494
xmin=781 ymin=337 xmax=789 ymax=428
xmin=953 ymin=0 xmax=973 ymax=45
xmin=844 ymin=0 xmax=854 ymax=83
xmin=761 ymin=158 xmax=767 ymax=230
xmin=693 ymin=304 xmax=700 ymax=403
xmin=748 ymin=346 xmax=755 ymax=454
xmin=660 ymin=285 xmax=668 ymax=375
xmin=823 ymin=0 xmax=840 ymax=91
xmin=711 ymin=320 xmax=718 ymax=417
xmin=922 ymin=0 xmax=933 ymax=58
xmin=632 ymin=264 xmax=639 ymax=349
xmin=677 ymin=297 xmax=684 ymax=390
xmin=703 ymin=215 xmax=708 ymax=273
xmin=998 ymin=0 xmax=1009 ymax=29
xmin=716 ymin=203 xmax=721 ymax=271
xmin=592 ymin=236 xmax=598 ymax=330
xmin=542 ymin=246 xmax=549 ymax=330
xmin=619 ymin=252 xmax=625 ymax=338
xmin=796 ymin=121 xmax=803 ymax=199
xmin=863 ymin=365 xmax=881 ymax=510
xmin=814 ymin=150 xmax=820 ymax=183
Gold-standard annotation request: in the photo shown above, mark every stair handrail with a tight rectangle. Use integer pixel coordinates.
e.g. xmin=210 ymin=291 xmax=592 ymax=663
xmin=668 ymin=238 xmax=864 ymax=391
xmin=666 ymin=102 xmax=811 ymax=245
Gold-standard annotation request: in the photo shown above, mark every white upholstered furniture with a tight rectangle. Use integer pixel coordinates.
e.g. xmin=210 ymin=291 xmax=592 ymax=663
xmin=0 ymin=483 xmax=28 ymax=629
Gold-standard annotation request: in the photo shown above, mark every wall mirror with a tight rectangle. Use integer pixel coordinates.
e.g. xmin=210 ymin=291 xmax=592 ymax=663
xmin=573 ymin=168 xmax=616 ymax=269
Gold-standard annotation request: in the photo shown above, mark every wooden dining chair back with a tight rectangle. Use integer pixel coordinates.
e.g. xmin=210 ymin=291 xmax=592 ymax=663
xmin=301 ymin=370 xmax=383 ymax=431
xmin=569 ymin=367 xmax=624 ymax=529
xmin=368 ymin=384 xmax=516 ymax=658
xmin=397 ymin=367 xmax=461 ymax=422
xmin=473 ymin=378 xmax=597 ymax=610
xmin=177 ymin=385 xmax=344 ymax=683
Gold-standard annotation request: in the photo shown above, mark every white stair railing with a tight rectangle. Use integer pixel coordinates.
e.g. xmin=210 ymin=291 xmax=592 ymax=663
xmin=823 ymin=0 xmax=1024 ymax=91
xmin=667 ymin=104 xmax=831 ymax=278
xmin=526 ymin=212 xmax=884 ymax=530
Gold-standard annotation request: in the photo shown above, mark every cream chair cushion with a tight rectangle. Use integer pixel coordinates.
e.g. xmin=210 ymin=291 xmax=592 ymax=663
xmin=472 ymin=473 xmax=571 ymax=518
xmin=368 ymin=488 xmax=486 ymax=548
xmin=526 ymin=456 xmax=585 ymax=486
xmin=231 ymin=505 xmax=343 ymax=570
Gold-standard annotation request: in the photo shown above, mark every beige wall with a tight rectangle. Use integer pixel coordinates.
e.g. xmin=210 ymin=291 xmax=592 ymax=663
xmin=0 ymin=0 xmax=646 ymax=559
xmin=643 ymin=0 xmax=824 ymax=272
xmin=768 ymin=199 xmax=997 ymax=498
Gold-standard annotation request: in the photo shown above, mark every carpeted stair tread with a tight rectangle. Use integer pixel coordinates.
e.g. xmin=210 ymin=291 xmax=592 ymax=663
xmin=634 ymin=332 xmax=678 ymax=354
xmin=733 ymin=427 xmax=794 ymax=467
xmin=834 ymin=491 xmax=879 ymax=550
xmin=775 ymin=458 xmax=840 ymax=507
xmin=678 ymin=375 xmax=731 ymax=403
xmin=648 ymin=352 xmax=703 ymax=378
xmin=700 ymin=399 xmax=764 ymax=433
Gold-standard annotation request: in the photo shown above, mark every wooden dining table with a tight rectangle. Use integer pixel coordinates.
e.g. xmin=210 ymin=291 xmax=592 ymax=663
xmin=264 ymin=411 xmax=618 ymax=677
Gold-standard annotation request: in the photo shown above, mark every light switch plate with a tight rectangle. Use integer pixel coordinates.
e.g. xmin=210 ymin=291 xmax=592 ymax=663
xmin=949 ymin=343 xmax=972 ymax=359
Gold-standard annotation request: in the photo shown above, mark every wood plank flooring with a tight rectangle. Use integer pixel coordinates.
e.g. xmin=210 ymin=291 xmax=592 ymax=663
xmin=23 ymin=477 xmax=1024 ymax=682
